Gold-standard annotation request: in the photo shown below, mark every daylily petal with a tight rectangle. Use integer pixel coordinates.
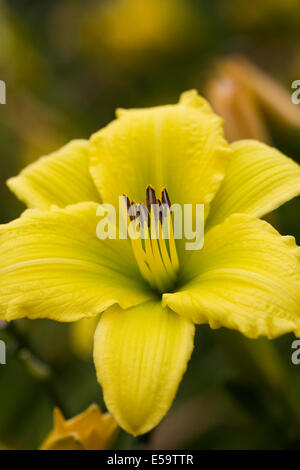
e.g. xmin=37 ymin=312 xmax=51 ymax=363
xmin=70 ymin=316 xmax=99 ymax=358
xmin=207 ymin=140 xmax=300 ymax=228
xmin=7 ymin=140 xmax=100 ymax=209
xmin=93 ymin=300 xmax=195 ymax=435
xmin=0 ymin=202 xmax=152 ymax=322
xmin=90 ymin=90 xmax=231 ymax=214
xmin=164 ymin=214 xmax=300 ymax=339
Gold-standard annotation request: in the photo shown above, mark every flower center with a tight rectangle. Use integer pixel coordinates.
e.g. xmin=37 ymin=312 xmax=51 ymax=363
xmin=123 ymin=186 xmax=179 ymax=293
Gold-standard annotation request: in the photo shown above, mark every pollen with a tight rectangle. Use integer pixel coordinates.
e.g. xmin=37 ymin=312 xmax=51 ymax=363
xmin=123 ymin=186 xmax=179 ymax=293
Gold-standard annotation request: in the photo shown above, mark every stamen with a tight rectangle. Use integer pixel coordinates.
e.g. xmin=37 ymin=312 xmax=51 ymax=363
xmin=146 ymin=185 xmax=156 ymax=212
xmin=138 ymin=203 xmax=150 ymax=227
xmin=124 ymin=186 xmax=179 ymax=293
xmin=156 ymin=199 xmax=163 ymax=224
xmin=161 ymin=187 xmax=171 ymax=207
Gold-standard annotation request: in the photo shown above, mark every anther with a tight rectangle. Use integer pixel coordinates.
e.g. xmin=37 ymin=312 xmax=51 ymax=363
xmin=161 ymin=188 xmax=171 ymax=208
xmin=124 ymin=185 xmax=179 ymax=293
xmin=146 ymin=185 xmax=157 ymax=212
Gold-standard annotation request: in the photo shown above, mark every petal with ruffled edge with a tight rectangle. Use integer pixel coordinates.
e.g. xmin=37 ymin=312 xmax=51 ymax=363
xmin=90 ymin=90 xmax=231 ymax=215
xmin=0 ymin=202 xmax=152 ymax=322
xmin=207 ymin=140 xmax=300 ymax=228
xmin=7 ymin=140 xmax=100 ymax=209
xmin=93 ymin=300 xmax=195 ymax=435
xmin=164 ymin=214 xmax=300 ymax=339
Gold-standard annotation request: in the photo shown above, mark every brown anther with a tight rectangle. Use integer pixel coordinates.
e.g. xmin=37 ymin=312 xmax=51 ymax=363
xmin=126 ymin=186 xmax=171 ymax=226
xmin=161 ymin=188 xmax=171 ymax=208
xmin=146 ymin=185 xmax=157 ymax=212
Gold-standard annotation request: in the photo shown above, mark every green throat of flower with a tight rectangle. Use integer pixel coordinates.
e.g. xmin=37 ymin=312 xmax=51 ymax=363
xmin=124 ymin=185 xmax=179 ymax=294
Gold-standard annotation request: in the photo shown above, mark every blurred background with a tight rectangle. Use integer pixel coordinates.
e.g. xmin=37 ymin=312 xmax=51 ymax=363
xmin=1 ymin=0 xmax=300 ymax=450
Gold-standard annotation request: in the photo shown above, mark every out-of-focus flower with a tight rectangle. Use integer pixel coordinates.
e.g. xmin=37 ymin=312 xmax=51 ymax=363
xmin=206 ymin=56 xmax=300 ymax=142
xmin=81 ymin=0 xmax=195 ymax=64
xmin=206 ymin=76 xmax=270 ymax=143
xmin=70 ymin=316 xmax=99 ymax=359
xmin=2 ymin=91 xmax=300 ymax=437
xmin=40 ymin=404 xmax=118 ymax=450
xmin=221 ymin=0 xmax=300 ymax=30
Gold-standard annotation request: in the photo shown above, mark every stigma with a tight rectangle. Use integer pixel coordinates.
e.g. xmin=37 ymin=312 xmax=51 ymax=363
xmin=123 ymin=186 xmax=179 ymax=293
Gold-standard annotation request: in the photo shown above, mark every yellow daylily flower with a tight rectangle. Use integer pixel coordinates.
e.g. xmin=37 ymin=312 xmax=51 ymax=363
xmin=1 ymin=90 xmax=300 ymax=436
xmin=40 ymin=405 xmax=118 ymax=450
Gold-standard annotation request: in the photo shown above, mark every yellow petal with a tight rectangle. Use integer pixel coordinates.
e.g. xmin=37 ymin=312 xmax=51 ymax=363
xmin=41 ymin=405 xmax=118 ymax=450
xmin=7 ymin=140 xmax=100 ymax=209
xmin=90 ymin=90 xmax=231 ymax=214
xmin=207 ymin=139 xmax=300 ymax=228
xmin=70 ymin=316 xmax=99 ymax=358
xmin=93 ymin=300 xmax=195 ymax=435
xmin=0 ymin=202 xmax=152 ymax=322
xmin=164 ymin=214 xmax=300 ymax=339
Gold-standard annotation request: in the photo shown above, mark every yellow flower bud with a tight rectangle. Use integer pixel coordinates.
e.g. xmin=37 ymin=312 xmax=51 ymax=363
xmin=40 ymin=405 xmax=119 ymax=450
